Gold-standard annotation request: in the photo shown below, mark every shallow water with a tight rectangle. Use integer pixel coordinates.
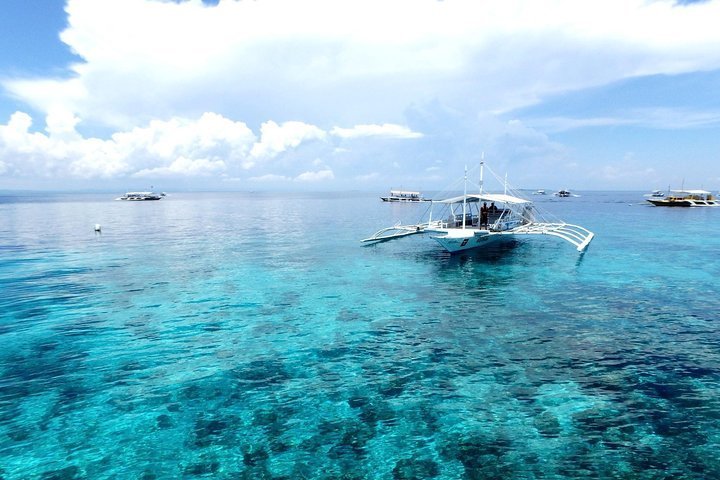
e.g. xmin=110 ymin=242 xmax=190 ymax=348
xmin=1 ymin=191 xmax=719 ymax=478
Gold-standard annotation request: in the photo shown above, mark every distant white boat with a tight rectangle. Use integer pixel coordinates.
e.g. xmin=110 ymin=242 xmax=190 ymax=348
xmin=117 ymin=191 xmax=165 ymax=201
xmin=533 ymin=189 xmax=546 ymax=195
xmin=380 ymin=189 xmax=429 ymax=202
xmin=643 ymin=190 xmax=666 ymax=199
xmin=363 ymin=162 xmax=594 ymax=253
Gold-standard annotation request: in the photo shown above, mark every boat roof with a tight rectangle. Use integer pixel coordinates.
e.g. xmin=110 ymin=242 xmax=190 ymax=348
xmin=671 ymin=189 xmax=711 ymax=194
xmin=436 ymin=193 xmax=530 ymax=205
xmin=390 ymin=190 xmax=420 ymax=195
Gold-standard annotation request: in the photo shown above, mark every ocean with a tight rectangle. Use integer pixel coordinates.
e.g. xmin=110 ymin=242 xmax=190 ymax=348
xmin=1 ymin=190 xmax=719 ymax=479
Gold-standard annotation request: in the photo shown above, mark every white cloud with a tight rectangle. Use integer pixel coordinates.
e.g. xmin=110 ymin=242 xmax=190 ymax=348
xmin=248 ymin=174 xmax=292 ymax=183
xmin=45 ymin=107 xmax=81 ymax=139
xmin=133 ymin=156 xmax=226 ymax=178
xmin=0 ymin=111 xmax=256 ymax=180
xmin=331 ymin=124 xmax=423 ymax=139
xmin=6 ymin=0 xmax=720 ymax=130
xmin=116 ymin=113 xmax=255 ymax=164
xmin=295 ymin=169 xmax=334 ymax=182
xmin=0 ymin=110 xmax=371 ymax=185
xmin=249 ymin=121 xmax=327 ymax=163
xmin=2 ymin=0 xmax=720 ymax=189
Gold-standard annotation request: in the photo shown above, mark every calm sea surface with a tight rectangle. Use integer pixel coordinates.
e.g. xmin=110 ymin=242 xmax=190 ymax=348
xmin=1 ymin=191 xmax=719 ymax=479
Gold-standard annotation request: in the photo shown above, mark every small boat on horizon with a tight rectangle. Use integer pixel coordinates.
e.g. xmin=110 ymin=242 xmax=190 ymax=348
xmin=117 ymin=191 xmax=166 ymax=201
xmin=363 ymin=162 xmax=594 ymax=253
xmin=380 ymin=189 xmax=429 ymax=202
xmin=646 ymin=189 xmax=718 ymax=207
xmin=532 ymin=189 xmax=547 ymax=195
xmin=643 ymin=190 xmax=666 ymax=199
xmin=553 ymin=189 xmax=572 ymax=197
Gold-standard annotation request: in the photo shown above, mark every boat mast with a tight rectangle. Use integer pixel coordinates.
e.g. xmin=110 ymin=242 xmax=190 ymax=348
xmin=479 ymin=153 xmax=485 ymax=194
xmin=462 ymin=165 xmax=467 ymax=230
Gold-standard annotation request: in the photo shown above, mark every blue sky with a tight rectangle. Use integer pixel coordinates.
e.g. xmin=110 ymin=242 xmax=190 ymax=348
xmin=1 ymin=0 xmax=720 ymax=192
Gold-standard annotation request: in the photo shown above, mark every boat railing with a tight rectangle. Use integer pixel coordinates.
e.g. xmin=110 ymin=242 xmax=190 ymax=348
xmin=488 ymin=209 xmax=515 ymax=231
xmin=450 ymin=213 xmax=477 ymax=227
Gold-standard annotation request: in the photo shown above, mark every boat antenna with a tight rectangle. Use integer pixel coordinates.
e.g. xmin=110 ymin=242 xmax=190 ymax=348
xmin=462 ymin=165 xmax=468 ymax=230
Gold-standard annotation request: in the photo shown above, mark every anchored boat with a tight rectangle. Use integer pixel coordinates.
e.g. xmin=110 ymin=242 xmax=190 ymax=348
xmin=646 ymin=189 xmax=718 ymax=207
xmin=117 ymin=191 xmax=166 ymax=201
xmin=362 ymin=162 xmax=594 ymax=253
xmin=643 ymin=189 xmax=666 ymax=199
xmin=380 ymin=189 xmax=428 ymax=202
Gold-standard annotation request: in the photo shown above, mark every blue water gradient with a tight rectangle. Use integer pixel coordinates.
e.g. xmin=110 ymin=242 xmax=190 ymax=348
xmin=1 ymin=191 xmax=719 ymax=478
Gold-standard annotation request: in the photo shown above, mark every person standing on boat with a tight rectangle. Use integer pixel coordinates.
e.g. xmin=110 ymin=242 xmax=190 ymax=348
xmin=480 ymin=202 xmax=489 ymax=229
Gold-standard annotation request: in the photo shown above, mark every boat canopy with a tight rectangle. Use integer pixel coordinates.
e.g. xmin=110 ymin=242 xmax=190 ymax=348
xmin=671 ymin=189 xmax=711 ymax=195
xmin=390 ymin=190 xmax=421 ymax=195
xmin=436 ymin=193 xmax=530 ymax=205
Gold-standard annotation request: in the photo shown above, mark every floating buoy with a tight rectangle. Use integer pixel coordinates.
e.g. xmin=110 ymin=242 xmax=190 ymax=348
xmin=94 ymin=224 xmax=101 ymax=232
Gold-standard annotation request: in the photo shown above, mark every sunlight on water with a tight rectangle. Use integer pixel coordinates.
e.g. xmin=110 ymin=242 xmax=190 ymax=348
xmin=1 ymin=191 xmax=719 ymax=478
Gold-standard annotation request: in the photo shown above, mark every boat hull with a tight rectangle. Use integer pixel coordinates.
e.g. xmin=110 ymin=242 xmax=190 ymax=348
xmin=430 ymin=230 xmax=508 ymax=253
xmin=117 ymin=191 xmax=165 ymax=201
xmin=380 ymin=197 xmax=425 ymax=202
xmin=647 ymin=199 xmax=718 ymax=207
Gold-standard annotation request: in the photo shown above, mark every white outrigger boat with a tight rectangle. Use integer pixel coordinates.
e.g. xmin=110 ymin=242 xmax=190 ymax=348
xmin=362 ymin=162 xmax=594 ymax=253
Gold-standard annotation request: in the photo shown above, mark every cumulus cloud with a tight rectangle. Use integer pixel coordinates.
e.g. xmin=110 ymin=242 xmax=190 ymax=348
xmin=133 ymin=156 xmax=226 ymax=178
xmin=0 ymin=109 xmax=420 ymax=186
xmin=249 ymin=121 xmax=326 ymax=163
xmin=6 ymin=0 xmax=720 ymax=130
xmin=2 ymin=0 xmax=720 ymax=189
xmin=45 ymin=107 xmax=81 ymax=139
xmin=0 ymin=111 xmax=256 ymax=179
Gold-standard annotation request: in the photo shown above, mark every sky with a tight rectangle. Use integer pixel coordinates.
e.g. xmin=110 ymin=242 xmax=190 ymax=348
xmin=1 ymin=0 xmax=720 ymax=192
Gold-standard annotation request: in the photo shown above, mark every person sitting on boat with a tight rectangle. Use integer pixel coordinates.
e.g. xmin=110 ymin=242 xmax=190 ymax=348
xmin=480 ymin=202 xmax=489 ymax=229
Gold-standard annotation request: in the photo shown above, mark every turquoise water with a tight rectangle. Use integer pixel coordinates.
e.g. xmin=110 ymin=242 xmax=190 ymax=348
xmin=1 ymin=191 xmax=719 ymax=479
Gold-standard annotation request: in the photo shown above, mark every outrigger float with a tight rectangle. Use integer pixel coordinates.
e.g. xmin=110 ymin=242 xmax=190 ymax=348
xmin=362 ymin=161 xmax=594 ymax=253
